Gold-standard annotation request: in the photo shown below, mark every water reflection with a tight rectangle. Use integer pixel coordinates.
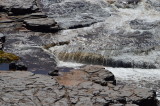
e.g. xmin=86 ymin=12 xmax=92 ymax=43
xmin=0 ymin=63 xmax=9 ymax=71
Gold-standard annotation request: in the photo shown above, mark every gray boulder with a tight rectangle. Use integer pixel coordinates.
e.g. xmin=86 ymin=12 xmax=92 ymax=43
xmin=0 ymin=0 xmax=39 ymax=15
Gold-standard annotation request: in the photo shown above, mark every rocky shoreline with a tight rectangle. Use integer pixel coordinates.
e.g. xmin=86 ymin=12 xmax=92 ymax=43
xmin=0 ymin=65 xmax=158 ymax=106
xmin=0 ymin=0 xmax=160 ymax=105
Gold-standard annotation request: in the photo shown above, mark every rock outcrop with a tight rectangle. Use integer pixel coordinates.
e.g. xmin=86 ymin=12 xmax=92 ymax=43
xmin=0 ymin=0 xmax=39 ymax=15
xmin=0 ymin=65 xmax=158 ymax=106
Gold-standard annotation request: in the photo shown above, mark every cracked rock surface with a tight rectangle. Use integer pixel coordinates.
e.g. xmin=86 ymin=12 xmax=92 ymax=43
xmin=0 ymin=66 xmax=158 ymax=106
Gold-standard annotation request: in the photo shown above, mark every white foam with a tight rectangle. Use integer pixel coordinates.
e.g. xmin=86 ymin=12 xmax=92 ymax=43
xmin=106 ymin=67 xmax=160 ymax=82
xmin=57 ymin=61 xmax=85 ymax=68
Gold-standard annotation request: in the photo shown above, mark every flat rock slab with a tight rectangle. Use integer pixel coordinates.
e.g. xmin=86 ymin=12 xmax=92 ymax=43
xmin=0 ymin=66 xmax=158 ymax=106
xmin=24 ymin=18 xmax=60 ymax=32
xmin=57 ymin=65 xmax=116 ymax=86
xmin=0 ymin=0 xmax=39 ymax=15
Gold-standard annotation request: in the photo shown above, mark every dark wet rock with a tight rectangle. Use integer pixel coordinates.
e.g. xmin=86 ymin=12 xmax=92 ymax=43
xmin=9 ymin=62 xmax=16 ymax=70
xmin=48 ymin=67 xmax=59 ymax=76
xmin=0 ymin=0 xmax=39 ymax=15
xmin=23 ymin=18 xmax=60 ymax=32
xmin=130 ymin=88 xmax=157 ymax=106
xmin=3 ymin=32 xmax=58 ymax=72
xmin=114 ymin=0 xmax=141 ymax=5
xmin=15 ymin=63 xmax=28 ymax=70
xmin=0 ymin=33 xmax=5 ymax=50
xmin=0 ymin=33 xmax=5 ymax=44
xmin=9 ymin=62 xmax=27 ymax=71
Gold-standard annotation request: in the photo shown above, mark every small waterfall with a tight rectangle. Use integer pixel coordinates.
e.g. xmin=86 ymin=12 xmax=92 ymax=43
xmin=58 ymin=52 xmax=107 ymax=65
xmin=42 ymin=47 xmax=60 ymax=65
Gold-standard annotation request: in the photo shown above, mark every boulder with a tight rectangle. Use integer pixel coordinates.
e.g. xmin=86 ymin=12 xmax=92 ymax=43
xmin=48 ymin=67 xmax=59 ymax=76
xmin=83 ymin=65 xmax=116 ymax=86
xmin=23 ymin=18 xmax=60 ymax=32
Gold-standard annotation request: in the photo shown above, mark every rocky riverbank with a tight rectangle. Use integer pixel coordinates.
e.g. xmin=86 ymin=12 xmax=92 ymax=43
xmin=0 ymin=65 xmax=158 ymax=106
xmin=0 ymin=0 xmax=160 ymax=105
